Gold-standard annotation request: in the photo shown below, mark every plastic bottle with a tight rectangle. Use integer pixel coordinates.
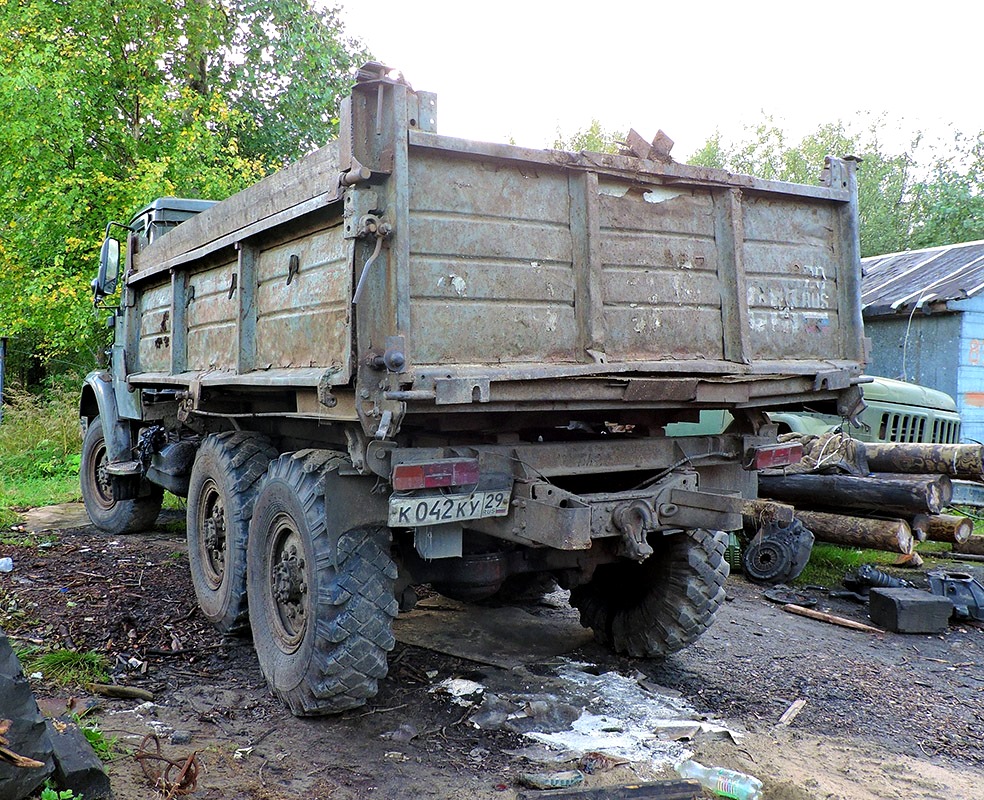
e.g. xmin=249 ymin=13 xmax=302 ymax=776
xmin=676 ymin=759 xmax=763 ymax=800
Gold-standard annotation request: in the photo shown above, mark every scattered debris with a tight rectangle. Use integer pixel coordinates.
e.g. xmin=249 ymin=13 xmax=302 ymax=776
xmin=763 ymin=586 xmax=817 ymax=608
xmin=677 ymin=759 xmax=762 ymax=800
xmin=782 ymin=603 xmax=885 ymax=634
xmin=777 ymin=698 xmax=807 ymax=726
xmin=133 ymin=734 xmax=199 ymax=797
xmin=430 ymin=677 xmax=485 ymax=706
xmin=518 ymin=769 xmax=585 ymax=790
xmin=578 ymin=751 xmax=628 ymax=774
xmin=379 ymin=722 xmax=418 ymax=743
xmin=88 ymin=683 xmax=155 ymax=702
xmin=928 ymin=570 xmax=984 ymax=621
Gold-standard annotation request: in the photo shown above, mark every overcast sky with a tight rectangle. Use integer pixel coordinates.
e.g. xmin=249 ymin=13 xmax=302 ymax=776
xmin=337 ymin=0 xmax=981 ymax=159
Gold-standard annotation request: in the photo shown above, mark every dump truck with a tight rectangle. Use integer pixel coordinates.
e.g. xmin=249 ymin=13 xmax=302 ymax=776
xmin=81 ymin=64 xmax=867 ymax=716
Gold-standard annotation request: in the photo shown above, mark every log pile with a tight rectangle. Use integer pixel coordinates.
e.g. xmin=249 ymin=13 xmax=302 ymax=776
xmin=754 ymin=436 xmax=982 ymax=558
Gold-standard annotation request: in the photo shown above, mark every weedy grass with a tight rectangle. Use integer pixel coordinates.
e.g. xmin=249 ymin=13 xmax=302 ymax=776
xmin=0 ymin=378 xmax=82 ymax=514
xmin=22 ymin=648 xmax=110 ymax=686
xmin=794 ymin=542 xmax=903 ymax=589
xmin=73 ymin=715 xmax=119 ymax=762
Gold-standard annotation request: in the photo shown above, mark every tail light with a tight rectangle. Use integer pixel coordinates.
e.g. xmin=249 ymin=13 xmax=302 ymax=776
xmin=391 ymin=458 xmax=480 ymax=491
xmin=745 ymin=442 xmax=803 ymax=470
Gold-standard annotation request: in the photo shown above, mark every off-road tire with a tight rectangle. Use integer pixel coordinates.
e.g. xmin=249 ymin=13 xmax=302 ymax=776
xmin=187 ymin=431 xmax=277 ymax=633
xmin=247 ymin=450 xmax=398 ymax=716
xmin=570 ymin=528 xmax=729 ymax=658
xmin=0 ymin=630 xmax=54 ymax=797
xmin=80 ymin=416 xmax=163 ymax=535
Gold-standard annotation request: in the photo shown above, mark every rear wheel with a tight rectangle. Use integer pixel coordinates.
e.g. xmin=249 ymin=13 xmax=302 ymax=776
xmin=247 ymin=450 xmax=398 ymax=716
xmin=187 ymin=431 xmax=277 ymax=633
xmin=80 ymin=416 xmax=162 ymax=535
xmin=570 ymin=528 xmax=729 ymax=658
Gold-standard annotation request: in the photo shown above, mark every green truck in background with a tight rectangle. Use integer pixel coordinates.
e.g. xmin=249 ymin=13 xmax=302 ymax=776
xmin=668 ymin=375 xmax=962 ymax=445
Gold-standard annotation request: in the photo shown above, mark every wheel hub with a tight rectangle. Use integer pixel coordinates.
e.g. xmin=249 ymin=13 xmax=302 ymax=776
xmin=199 ymin=482 xmax=227 ymax=588
xmin=94 ymin=448 xmax=114 ymax=507
xmin=271 ymin=535 xmax=308 ymax=642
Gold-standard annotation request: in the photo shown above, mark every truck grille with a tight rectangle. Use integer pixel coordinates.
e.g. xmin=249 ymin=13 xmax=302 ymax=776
xmin=877 ymin=412 xmax=960 ymax=444
xmin=931 ymin=417 xmax=961 ymax=444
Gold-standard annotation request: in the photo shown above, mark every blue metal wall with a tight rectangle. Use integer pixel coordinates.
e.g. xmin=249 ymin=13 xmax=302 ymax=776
xmin=864 ymin=300 xmax=984 ymax=443
xmin=863 ymin=311 xmax=961 ymax=398
xmin=951 ymin=296 xmax=984 ymax=443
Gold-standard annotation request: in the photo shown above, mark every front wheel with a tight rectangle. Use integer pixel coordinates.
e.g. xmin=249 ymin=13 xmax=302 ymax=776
xmin=247 ymin=450 xmax=398 ymax=716
xmin=570 ymin=528 xmax=729 ymax=658
xmin=80 ymin=417 xmax=162 ymax=535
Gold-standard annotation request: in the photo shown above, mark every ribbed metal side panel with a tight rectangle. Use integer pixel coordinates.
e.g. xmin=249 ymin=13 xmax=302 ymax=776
xmin=598 ymin=185 xmax=724 ymax=360
xmin=136 ymin=283 xmax=172 ymax=373
xmin=407 ymin=152 xmax=577 ymax=365
xmin=743 ymin=196 xmax=841 ymax=360
xmin=186 ymin=259 xmax=238 ymax=371
xmin=255 ymin=223 xmax=350 ymax=371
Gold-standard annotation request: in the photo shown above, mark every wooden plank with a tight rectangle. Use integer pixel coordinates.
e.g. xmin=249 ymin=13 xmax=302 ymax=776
xmin=783 ymin=603 xmax=885 ymax=634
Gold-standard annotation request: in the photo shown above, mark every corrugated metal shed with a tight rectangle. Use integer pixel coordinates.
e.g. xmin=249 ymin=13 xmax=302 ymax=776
xmin=862 ymin=239 xmax=984 ymax=314
xmin=861 ymin=239 xmax=984 ymax=443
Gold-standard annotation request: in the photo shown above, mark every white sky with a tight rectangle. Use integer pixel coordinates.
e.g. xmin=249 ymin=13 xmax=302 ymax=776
xmin=336 ymin=0 xmax=982 ymax=159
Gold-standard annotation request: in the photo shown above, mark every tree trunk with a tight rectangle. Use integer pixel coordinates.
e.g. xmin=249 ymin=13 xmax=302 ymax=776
xmin=740 ymin=499 xmax=795 ymax=528
xmin=909 ymin=513 xmax=931 ymax=542
xmin=862 ymin=443 xmax=984 ymax=481
xmin=921 ymin=514 xmax=973 ymax=544
xmin=954 ymin=535 xmax=984 ymax=556
xmin=795 ymin=510 xmax=914 ymax=554
xmin=759 ymin=473 xmax=950 ymax=515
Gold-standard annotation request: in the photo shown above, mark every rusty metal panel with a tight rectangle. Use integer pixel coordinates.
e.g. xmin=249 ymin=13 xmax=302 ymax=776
xmin=255 ymin=222 xmax=351 ymax=372
xmin=136 ymin=283 xmax=172 ymax=373
xmin=597 ymin=185 xmax=725 ymax=360
xmin=186 ymin=259 xmax=238 ymax=371
xmin=407 ymin=151 xmax=578 ymax=365
xmin=742 ymin=196 xmax=842 ymax=360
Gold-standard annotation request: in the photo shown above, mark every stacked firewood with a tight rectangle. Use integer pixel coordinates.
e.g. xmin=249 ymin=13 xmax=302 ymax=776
xmin=754 ymin=436 xmax=980 ymax=558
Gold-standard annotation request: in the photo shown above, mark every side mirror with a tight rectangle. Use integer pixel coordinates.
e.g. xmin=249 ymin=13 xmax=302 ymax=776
xmin=94 ymin=237 xmax=121 ymax=300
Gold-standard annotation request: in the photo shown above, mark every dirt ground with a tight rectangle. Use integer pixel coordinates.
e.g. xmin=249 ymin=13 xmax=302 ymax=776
xmin=2 ymin=506 xmax=983 ymax=800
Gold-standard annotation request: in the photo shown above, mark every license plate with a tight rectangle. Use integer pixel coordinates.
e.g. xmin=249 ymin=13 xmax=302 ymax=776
xmin=388 ymin=490 xmax=511 ymax=527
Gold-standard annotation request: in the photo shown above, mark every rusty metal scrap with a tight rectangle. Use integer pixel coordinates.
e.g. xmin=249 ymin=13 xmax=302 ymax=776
xmin=134 ymin=734 xmax=199 ymax=798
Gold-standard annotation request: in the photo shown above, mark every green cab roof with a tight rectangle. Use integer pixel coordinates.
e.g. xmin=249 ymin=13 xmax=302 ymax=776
xmin=863 ymin=375 xmax=957 ymax=412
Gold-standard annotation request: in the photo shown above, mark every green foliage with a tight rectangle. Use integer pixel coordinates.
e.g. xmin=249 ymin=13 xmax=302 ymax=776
xmin=0 ymin=0 xmax=370 ymax=380
xmin=40 ymin=783 xmax=78 ymax=800
xmin=74 ymin=715 xmax=119 ymax=762
xmin=687 ymin=117 xmax=983 ymax=257
xmin=22 ymin=648 xmax=110 ymax=686
xmin=0 ymin=380 xmax=82 ymax=511
xmin=554 ymin=119 xmax=627 ymax=155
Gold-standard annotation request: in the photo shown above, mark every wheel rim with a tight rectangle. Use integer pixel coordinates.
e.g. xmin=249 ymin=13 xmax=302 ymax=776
xmin=197 ymin=478 xmax=227 ymax=590
xmin=90 ymin=440 xmax=115 ymax=511
xmin=268 ymin=513 xmax=309 ymax=652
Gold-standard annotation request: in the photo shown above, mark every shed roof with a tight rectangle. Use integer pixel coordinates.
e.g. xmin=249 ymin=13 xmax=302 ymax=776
xmin=861 ymin=239 xmax=984 ymax=315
